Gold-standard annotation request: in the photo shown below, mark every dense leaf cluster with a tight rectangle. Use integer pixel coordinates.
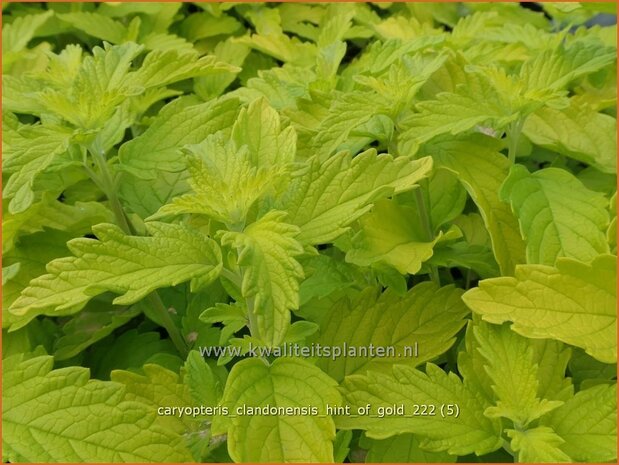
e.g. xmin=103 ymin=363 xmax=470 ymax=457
xmin=2 ymin=2 xmax=617 ymax=463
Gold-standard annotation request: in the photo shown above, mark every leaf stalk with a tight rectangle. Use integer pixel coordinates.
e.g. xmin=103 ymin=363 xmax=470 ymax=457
xmin=414 ymin=183 xmax=441 ymax=286
xmin=507 ymin=118 xmax=525 ymax=165
xmin=83 ymin=148 xmax=188 ymax=356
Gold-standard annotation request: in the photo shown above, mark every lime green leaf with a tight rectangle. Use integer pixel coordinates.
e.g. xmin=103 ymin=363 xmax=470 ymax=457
xmin=371 ymin=15 xmax=429 ymax=41
xmin=118 ymin=170 xmax=189 ymax=219
xmin=332 ymin=430 xmax=352 ymax=463
xmin=362 ymin=434 xmax=456 ymax=463
xmin=39 ymin=42 xmax=144 ymax=129
xmin=452 ymin=212 xmax=493 ymax=247
xmin=3 ymin=124 xmax=72 ymax=214
xmin=310 ymin=92 xmax=386 ymax=161
xmin=150 ymin=135 xmax=278 ymax=226
xmin=542 ymin=383 xmax=617 ymax=462
xmin=473 ymin=322 xmax=563 ymax=426
xmin=463 ymin=254 xmax=617 ymax=363
xmin=298 ymin=254 xmax=363 ymax=305
xmin=2 ymin=11 xmax=53 ymax=69
xmin=194 ymin=39 xmax=249 ymax=100
xmin=180 ymin=11 xmax=242 ymax=41
xmin=523 ymin=104 xmax=617 ymax=174
xmin=457 ymin=320 xmax=499 ymax=403
xmin=401 ymin=42 xmax=615 ymax=155
xmin=245 ymin=63 xmax=311 ymax=110
xmin=96 ymin=2 xmax=180 ymax=25
xmin=2 ymin=72 xmax=51 ymax=115
xmin=428 ymin=168 xmax=468 ymax=230
xmin=3 ymin=196 xmax=113 ymax=255
xmin=344 ymin=114 xmax=394 ymax=155
xmin=2 ymin=354 xmax=192 ymax=462
xmin=573 ymin=64 xmax=617 ymax=111
xmin=429 ymin=134 xmax=526 ymax=275
xmin=200 ymin=302 xmax=247 ymax=348
xmin=111 ymin=364 xmax=193 ymax=434
xmin=141 ymin=32 xmax=194 ymax=53
xmin=533 ymin=339 xmax=573 ymax=402
xmin=58 ymin=12 xmax=128 ymax=44
xmin=129 ymin=50 xmax=240 ymax=89
xmin=212 ymin=357 xmax=341 ymax=462
xmin=2 ymin=263 xmax=21 ymax=284
xmin=183 ymin=350 xmax=223 ymax=407
xmin=522 ymin=42 xmax=616 ymax=93
xmin=399 ymin=72 xmax=518 ymax=154
xmin=279 ymin=150 xmax=433 ymax=245
xmin=460 ymin=318 xmax=572 ymax=412
xmin=119 ymin=96 xmax=240 ymax=178
xmin=9 ymin=222 xmax=222 ymax=326
xmin=220 ymin=211 xmax=304 ymax=346
xmin=312 ymin=282 xmax=469 ymax=381
xmin=343 ymin=35 xmax=444 ymax=79
xmin=317 ymin=55 xmax=445 ymax=159
xmin=39 ymin=44 xmax=84 ymax=89
xmin=506 ymin=427 xmax=571 ymax=463
xmin=448 ymin=11 xmax=502 ymax=45
xmin=346 ymin=199 xmax=458 ymax=274
xmin=338 ymin=364 xmax=503 ymax=456
xmin=237 ymin=31 xmax=317 ymax=67
xmin=500 ymin=165 xmax=610 ymax=265
xmin=231 ymin=97 xmax=297 ymax=166
xmin=3 ymin=231 xmax=71 ymax=329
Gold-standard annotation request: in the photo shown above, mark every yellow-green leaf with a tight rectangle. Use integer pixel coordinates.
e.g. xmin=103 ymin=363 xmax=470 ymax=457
xmin=9 ymin=222 xmax=222 ymax=328
xmin=429 ymin=134 xmax=526 ymax=275
xmin=212 ymin=357 xmax=341 ymax=462
xmin=500 ymin=164 xmax=610 ymax=265
xmin=463 ymin=254 xmax=617 ymax=363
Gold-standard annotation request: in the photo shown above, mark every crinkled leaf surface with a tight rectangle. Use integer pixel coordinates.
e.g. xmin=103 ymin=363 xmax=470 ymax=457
xmin=278 ymin=150 xmax=433 ymax=245
xmin=312 ymin=282 xmax=469 ymax=381
xmin=151 ymin=135 xmax=278 ymax=226
xmin=473 ymin=322 xmax=563 ymax=426
xmin=428 ymin=134 xmax=526 ymax=275
xmin=463 ymin=254 xmax=617 ymax=363
xmin=9 ymin=222 xmax=222 ymax=327
xmin=212 ymin=357 xmax=341 ymax=462
xmin=220 ymin=211 xmax=304 ymax=346
xmin=119 ymin=96 xmax=240 ymax=178
xmin=346 ymin=198 xmax=459 ymax=274
xmin=338 ymin=364 xmax=503 ymax=456
xmin=542 ymin=383 xmax=617 ymax=462
xmin=2 ymin=354 xmax=192 ymax=463
xmin=500 ymin=164 xmax=610 ymax=265
xmin=523 ymin=103 xmax=617 ymax=174
xmin=506 ymin=427 xmax=571 ymax=463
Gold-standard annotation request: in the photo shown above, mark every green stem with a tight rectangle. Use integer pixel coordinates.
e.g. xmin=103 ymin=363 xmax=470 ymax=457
xmin=246 ymin=295 xmax=261 ymax=341
xmin=91 ymin=150 xmax=135 ymax=235
xmin=147 ymin=293 xmax=188 ymax=357
xmin=83 ymin=148 xmax=188 ymax=356
xmin=221 ymin=267 xmax=242 ymax=288
xmin=502 ymin=438 xmax=516 ymax=458
xmin=414 ymin=185 xmax=441 ymax=286
xmin=222 ymin=266 xmax=261 ymax=341
xmin=507 ymin=118 xmax=525 ymax=165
